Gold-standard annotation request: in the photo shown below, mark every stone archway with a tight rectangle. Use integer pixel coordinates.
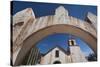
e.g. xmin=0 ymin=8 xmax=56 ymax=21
xmin=14 ymin=24 xmax=97 ymax=65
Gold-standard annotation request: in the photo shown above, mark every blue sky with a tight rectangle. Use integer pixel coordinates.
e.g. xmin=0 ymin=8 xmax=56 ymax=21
xmin=36 ymin=33 xmax=93 ymax=56
xmin=12 ymin=1 xmax=97 ymax=56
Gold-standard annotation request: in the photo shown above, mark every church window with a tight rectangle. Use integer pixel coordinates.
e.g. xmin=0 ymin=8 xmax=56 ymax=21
xmin=55 ymin=50 xmax=59 ymax=57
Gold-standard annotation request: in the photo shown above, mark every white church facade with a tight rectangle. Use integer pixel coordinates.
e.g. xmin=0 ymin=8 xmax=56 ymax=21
xmin=40 ymin=39 xmax=87 ymax=64
xmin=40 ymin=46 xmax=71 ymax=64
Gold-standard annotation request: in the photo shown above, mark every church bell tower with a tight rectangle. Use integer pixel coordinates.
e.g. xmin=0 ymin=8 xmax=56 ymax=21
xmin=68 ymin=38 xmax=87 ymax=62
xmin=68 ymin=39 xmax=76 ymax=46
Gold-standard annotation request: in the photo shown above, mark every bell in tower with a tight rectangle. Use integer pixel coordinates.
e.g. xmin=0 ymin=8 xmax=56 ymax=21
xmin=68 ymin=39 xmax=76 ymax=46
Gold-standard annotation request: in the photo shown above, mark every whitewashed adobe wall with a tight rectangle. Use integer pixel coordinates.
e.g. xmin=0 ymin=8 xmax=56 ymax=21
xmin=40 ymin=47 xmax=71 ymax=64
xmin=70 ymin=46 xmax=87 ymax=62
xmin=40 ymin=46 xmax=87 ymax=64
